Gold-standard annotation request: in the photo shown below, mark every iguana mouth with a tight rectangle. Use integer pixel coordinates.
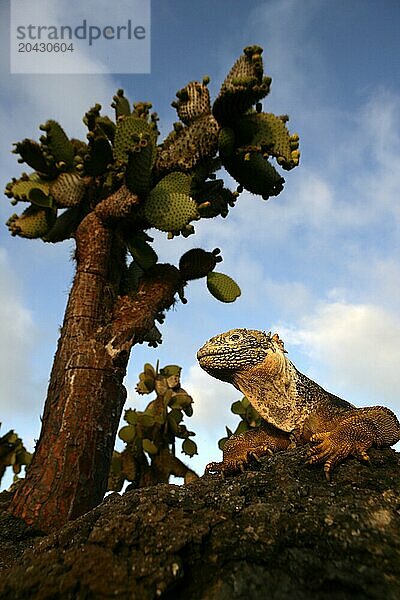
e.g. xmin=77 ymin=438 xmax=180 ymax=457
xmin=197 ymin=348 xmax=228 ymax=367
xmin=197 ymin=347 xmax=221 ymax=360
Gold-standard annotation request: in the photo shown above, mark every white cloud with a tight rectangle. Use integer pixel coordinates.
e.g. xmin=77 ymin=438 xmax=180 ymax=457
xmin=352 ymin=94 xmax=400 ymax=223
xmin=0 ymin=248 xmax=41 ymax=424
xmin=279 ymin=300 xmax=400 ymax=413
xmin=184 ymin=365 xmax=240 ymax=432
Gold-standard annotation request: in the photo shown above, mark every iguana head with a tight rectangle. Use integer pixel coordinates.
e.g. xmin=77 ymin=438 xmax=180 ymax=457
xmin=197 ymin=328 xmax=286 ymax=383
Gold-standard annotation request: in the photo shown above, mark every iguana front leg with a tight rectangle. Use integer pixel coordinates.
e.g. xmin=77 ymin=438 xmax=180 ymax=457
xmin=307 ymin=406 xmax=400 ymax=480
xmin=205 ymin=422 xmax=291 ymax=476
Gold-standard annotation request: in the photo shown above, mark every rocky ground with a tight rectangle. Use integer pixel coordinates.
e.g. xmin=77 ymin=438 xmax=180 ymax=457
xmin=0 ymin=446 xmax=399 ymax=599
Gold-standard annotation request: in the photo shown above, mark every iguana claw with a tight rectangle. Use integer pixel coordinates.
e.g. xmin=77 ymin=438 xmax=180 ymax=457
xmin=307 ymin=428 xmax=372 ymax=480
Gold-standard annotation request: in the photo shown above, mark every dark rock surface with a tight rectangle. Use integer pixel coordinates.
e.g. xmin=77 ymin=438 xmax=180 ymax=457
xmin=1 ymin=446 xmax=400 ymax=599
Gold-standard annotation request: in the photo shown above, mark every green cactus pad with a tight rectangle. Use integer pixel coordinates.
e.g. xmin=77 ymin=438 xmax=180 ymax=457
xmin=50 ymin=172 xmax=87 ymax=208
xmin=13 ymin=139 xmax=53 ymax=175
xmin=169 ymin=392 xmax=193 ymax=410
xmin=135 ymin=365 xmax=156 ymax=393
xmin=96 ymin=116 xmax=116 ymax=142
xmin=213 ymin=46 xmax=271 ymax=125
xmin=235 ymin=112 xmax=300 ymax=170
xmin=113 ymin=115 xmax=157 ymax=165
xmin=182 ymin=438 xmax=198 ymax=457
xmin=84 ymin=134 xmax=113 ymax=177
xmin=42 ymin=205 xmax=84 ymax=243
xmin=197 ymin=186 xmax=238 ymax=218
xmin=223 ymin=151 xmax=284 ymax=199
xmin=70 ymin=138 xmax=88 ymax=157
xmin=144 ymin=189 xmax=199 ymax=233
xmin=144 ymin=173 xmax=197 ymax=232
xmin=143 ymin=325 xmax=162 ymax=348
xmin=218 ymin=127 xmax=236 ymax=160
xmin=125 ymin=137 xmax=156 ymax=197
xmin=40 ymin=120 xmax=75 ymax=167
xmin=159 ymin=365 xmax=181 ymax=378
xmin=206 ymin=271 xmax=241 ymax=303
xmin=142 ymin=438 xmax=158 ymax=455
xmin=126 ymin=235 xmax=158 ymax=270
xmin=136 ymin=413 xmax=156 ymax=428
xmin=6 ymin=205 xmax=57 ymax=239
xmin=231 ymin=400 xmax=247 ymax=415
xmin=191 ymin=176 xmax=238 ymax=219
xmin=111 ymin=89 xmax=131 ymax=118
xmin=179 ymin=248 xmax=220 ymax=280
xmin=6 ymin=174 xmax=52 ymax=206
xmin=172 ymin=81 xmax=211 ymax=125
xmin=156 ymin=172 xmax=192 ymax=196
xmin=118 ymin=425 xmax=136 ymax=443
xmin=155 ymin=114 xmax=219 ymax=174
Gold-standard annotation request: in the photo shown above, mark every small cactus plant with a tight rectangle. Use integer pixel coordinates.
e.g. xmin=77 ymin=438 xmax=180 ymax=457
xmin=108 ymin=362 xmax=198 ymax=491
xmin=0 ymin=425 xmax=32 ymax=487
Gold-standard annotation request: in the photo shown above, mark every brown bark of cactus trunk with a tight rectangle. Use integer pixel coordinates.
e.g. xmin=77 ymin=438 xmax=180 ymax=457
xmin=10 ymin=208 xmax=182 ymax=533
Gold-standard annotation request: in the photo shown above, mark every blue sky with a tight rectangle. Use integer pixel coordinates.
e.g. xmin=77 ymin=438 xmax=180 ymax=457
xmin=1 ymin=0 xmax=400 ymax=488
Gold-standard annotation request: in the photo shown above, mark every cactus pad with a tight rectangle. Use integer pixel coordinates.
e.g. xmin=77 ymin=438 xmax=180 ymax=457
xmin=111 ymin=89 xmax=131 ymax=119
xmin=235 ymin=112 xmax=300 ymax=170
xmin=43 ymin=205 xmax=83 ymax=243
xmin=206 ymin=271 xmax=241 ymax=302
xmin=126 ymin=235 xmax=158 ymax=270
xmin=84 ymin=133 xmax=113 ymax=177
xmin=172 ymin=81 xmax=211 ymax=124
xmin=50 ymin=172 xmax=87 ymax=208
xmin=40 ymin=120 xmax=75 ymax=167
xmin=7 ymin=205 xmax=57 ymax=239
xmin=155 ymin=114 xmax=219 ymax=174
xmin=144 ymin=189 xmax=199 ymax=233
xmin=13 ymin=139 xmax=53 ymax=175
xmin=125 ymin=138 xmax=156 ymax=197
xmin=182 ymin=438 xmax=198 ymax=456
xmin=218 ymin=127 xmax=236 ymax=160
xmin=156 ymin=172 xmax=192 ymax=196
xmin=213 ymin=45 xmax=271 ymax=125
xmin=113 ymin=115 xmax=157 ymax=165
xmin=96 ymin=116 xmax=116 ymax=142
xmin=5 ymin=174 xmax=51 ymax=205
xmin=223 ymin=151 xmax=285 ymax=199
xmin=179 ymin=248 xmax=221 ymax=280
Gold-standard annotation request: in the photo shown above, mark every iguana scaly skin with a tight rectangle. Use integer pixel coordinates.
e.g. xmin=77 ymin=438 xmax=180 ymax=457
xmin=197 ymin=329 xmax=400 ymax=480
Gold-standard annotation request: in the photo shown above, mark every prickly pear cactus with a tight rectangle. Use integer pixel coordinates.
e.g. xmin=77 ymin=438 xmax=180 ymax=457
xmin=212 ymin=45 xmax=271 ymax=125
xmin=6 ymin=205 xmax=57 ymax=239
xmin=108 ymin=361 xmax=198 ymax=491
xmin=50 ymin=172 xmax=88 ymax=208
xmin=179 ymin=248 xmax=222 ymax=280
xmin=0 ymin=425 xmax=32 ymax=486
xmin=172 ymin=79 xmax=212 ymax=125
xmin=206 ymin=271 xmax=241 ymax=303
xmin=39 ymin=120 xmax=75 ymax=168
xmin=5 ymin=44 xmax=299 ymax=306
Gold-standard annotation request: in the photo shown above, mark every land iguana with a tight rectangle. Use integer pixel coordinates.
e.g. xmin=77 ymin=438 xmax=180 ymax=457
xmin=197 ymin=328 xmax=400 ymax=480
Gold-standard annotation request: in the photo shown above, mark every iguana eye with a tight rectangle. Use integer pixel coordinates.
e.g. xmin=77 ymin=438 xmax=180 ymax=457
xmin=230 ymin=333 xmax=241 ymax=341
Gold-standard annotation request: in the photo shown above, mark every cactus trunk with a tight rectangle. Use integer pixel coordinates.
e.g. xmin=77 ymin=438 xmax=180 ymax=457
xmin=9 ymin=212 xmax=181 ymax=533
